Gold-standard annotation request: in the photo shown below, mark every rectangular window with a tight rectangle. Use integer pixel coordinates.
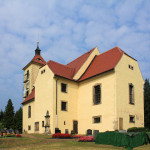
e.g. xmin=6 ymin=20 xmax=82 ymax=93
xmin=61 ymin=83 xmax=67 ymax=93
xmin=129 ymin=115 xmax=135 ymax=123
xmin=28 ymin=125 xmax=31 ymax=130
xmin=129 ymin=84 xmax=134 ymax=104
xmin=93 ymin=84 xmax=101 ymax=105
xmin=24 ymin=70 xmax=29 ymax=83
xmin=129 ymin=65 xmax=134 ymax=70
xmin=26 ymin=90 xmax=29 ymax=97
xmin=61 ymin=101 xmax=67 ymax=111
xmin=28 ymin=106 xmax=31 ymax=118
xmin=35 ymin=122 xmax=39 ymax=131
xmin=26 ymin=83 xmax=29 ymax=89
xmin=42 ymin=121 xmax=44 ymax=127
xmin=93 ymin=116 xmax=101 ymax=123
xmin=41 ymin=69 xmax=45 ymax=74
xmin=27 ymin=70 xmax=29 ymax=79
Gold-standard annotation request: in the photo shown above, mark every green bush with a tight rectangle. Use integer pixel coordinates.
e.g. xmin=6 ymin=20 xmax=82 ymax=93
xmin=127 ymin=127 xmax=146 ymax=132
xmin=6 ymin=134 xmax=15 ymax=137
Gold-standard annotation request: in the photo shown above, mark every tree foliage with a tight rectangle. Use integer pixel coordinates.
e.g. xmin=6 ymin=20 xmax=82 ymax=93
xmin=0 ymin=109 xmax=4 ymax=122
xmin=0 ymin=99 xmax=22 ymax=132
xmin=144 ymin=78 xmax=150 ymax=129
xmin=3 ymin=99 xmax=15 ymax=129
xmin=14 ymin=107 xmax=22 ymax=132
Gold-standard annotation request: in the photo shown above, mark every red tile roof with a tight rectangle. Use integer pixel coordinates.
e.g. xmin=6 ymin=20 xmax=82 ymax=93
xmin=22 ymin=88 xmax=35 ymax=104
xmin=23 ymin=54 xmax=46 ymax=70
xmin=66 ymin=48 xmax=95 ymax=75
xmin=79 ymin=47 xmax=124 ymax=81
xmin=31 ymin=54 xmax=46 ymax=65
xmin=47 ymin=60 xmax=75 ymax=80
xmin=47 ymin=48 xmax=95 ymax=80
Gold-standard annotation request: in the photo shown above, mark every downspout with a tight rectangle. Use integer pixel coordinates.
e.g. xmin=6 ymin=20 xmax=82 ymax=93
xmin=56 ymin=78 xmax=58 ymax=128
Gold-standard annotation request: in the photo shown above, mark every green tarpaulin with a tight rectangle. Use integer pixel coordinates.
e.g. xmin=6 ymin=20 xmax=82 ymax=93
xmin=95 ymin=131 xmax=149 ymax=150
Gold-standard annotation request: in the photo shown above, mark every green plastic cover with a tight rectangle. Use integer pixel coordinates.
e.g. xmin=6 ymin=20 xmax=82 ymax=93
xmin=95 ymin=131 xmax=149 ymax=150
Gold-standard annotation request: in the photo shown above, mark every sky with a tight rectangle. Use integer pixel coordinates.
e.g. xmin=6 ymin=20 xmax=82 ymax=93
xmin=0 ymin=0 xmax=150 ymax=111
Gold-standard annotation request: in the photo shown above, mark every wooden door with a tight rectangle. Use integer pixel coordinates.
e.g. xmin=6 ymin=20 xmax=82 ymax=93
xmin=119 ymin=118 xmax=123 ymax=130
xmin=73 ymin=121 xmax=78 ymax=134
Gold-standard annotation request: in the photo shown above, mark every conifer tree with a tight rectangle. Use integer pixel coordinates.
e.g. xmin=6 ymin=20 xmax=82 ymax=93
xmin=4 ymin=99 xmax=15 ymax=129
xmin=14 ymin=107 xmax=22 ymax=132
xmin=144 ymin=78 xmax=150 ymax=129
xmin=0 ymin=109 xmax=4 ymax=129
xmin=0 ymin=109 xmax=4 ymax=122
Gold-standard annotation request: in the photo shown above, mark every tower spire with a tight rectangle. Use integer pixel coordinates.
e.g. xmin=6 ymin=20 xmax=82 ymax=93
xmin=35 ymin=41 xmax=41 ymax=55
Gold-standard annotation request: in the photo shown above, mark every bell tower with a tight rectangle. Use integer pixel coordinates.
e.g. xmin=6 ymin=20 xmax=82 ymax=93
xmin=35 ymin=41 xmax=41 ymax=55
xmin=23 ymin=42 xmax=46 ymax=99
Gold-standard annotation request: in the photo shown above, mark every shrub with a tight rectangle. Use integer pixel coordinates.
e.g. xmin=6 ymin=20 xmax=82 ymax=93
xmin=127 ymin=127 xmax=146 ymax=132
xmin=78 ymin=136 xmax=94 ymax=142
xmin=52 ymin=133 xmax=72 ymax=139
xmin=6 ymin=134 xmax=15 ymax=137
xmin=16 ymin=134 xmax=22 ymax=137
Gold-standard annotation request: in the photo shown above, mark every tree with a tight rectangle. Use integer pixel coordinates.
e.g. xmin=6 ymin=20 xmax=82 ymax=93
xmin=144 ymin=78 xmax=150 ymax=129
xmin=14 ymin=107 xmax=22 ymax=133
xmin=4 ymin=99 xmax=15 ymax=129
xmin=0 ymin=109 xmax=4 ymax=122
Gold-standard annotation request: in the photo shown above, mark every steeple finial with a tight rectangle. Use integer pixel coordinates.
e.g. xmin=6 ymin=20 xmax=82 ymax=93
xmin=35 ymin=41 xmax=41 ymax=55
xmin=37 ymin=41 xmax=39 ymax=48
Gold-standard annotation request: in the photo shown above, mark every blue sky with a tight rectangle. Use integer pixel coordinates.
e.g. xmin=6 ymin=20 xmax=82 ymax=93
xmin=0 ymin=0 xmax=150 ymax=111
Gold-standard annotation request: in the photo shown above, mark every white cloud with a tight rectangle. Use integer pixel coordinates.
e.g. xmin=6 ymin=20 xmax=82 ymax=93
xmin=0 ymin=0 xmax=150 ymax=110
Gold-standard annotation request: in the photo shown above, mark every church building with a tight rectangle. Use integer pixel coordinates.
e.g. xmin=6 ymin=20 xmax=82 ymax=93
xmin=22 ymin=43 xmax=144 ymax=134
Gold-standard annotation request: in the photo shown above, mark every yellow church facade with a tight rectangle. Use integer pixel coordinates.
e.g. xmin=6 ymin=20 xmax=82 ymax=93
xmin=22 ymin=45 xmax=144 ymax=134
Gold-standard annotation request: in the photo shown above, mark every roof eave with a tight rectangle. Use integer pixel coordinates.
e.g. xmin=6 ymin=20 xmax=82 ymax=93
xmin=21 ymin=98 xmax=35 ymax=105
xmin=78 ymin=68 xmax=115 ymax=82
xmin=22 ymin=61 xmax=45 ymax=70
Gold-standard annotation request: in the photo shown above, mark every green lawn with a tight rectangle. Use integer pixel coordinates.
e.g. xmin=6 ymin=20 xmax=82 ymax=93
xmin=0 ymin=134 xmax=150 ymax=150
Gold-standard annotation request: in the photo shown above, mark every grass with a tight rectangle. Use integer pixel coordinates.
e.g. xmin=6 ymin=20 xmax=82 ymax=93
xmin=0 ymin=134 xmax=150 ymax=150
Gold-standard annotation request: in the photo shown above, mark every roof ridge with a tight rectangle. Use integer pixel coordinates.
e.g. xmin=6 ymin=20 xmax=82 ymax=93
xmin=47 ymin=60 xmax=73 ymax=69
xmin=66 ymin=47 xmax=96 ymax=66
xmin=99 ymin=46 xmax=123 ymax=56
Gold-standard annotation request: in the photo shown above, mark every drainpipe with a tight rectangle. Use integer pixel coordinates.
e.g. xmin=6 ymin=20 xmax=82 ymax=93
xmin=56 ymin=78 xmax=58 ymax=128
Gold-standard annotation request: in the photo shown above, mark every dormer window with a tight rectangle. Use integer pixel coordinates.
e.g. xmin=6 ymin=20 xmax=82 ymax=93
xmin=37 ymin=58 xmax=42 ymax=61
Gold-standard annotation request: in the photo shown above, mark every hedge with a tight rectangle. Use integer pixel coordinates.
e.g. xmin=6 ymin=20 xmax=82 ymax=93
xmin=127 ymin=127 xmax=146 ymax=132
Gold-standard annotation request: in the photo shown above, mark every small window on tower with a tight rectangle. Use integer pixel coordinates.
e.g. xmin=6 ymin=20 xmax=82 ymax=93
xmin=26 ymin=90 xmax=29 ymax=97
xmin=42 ymin=121 xmax=44 ymax=127
xmin=27 ymin=70 xmax=29 ymax=79
xmin=37 ymin=58 xmax=42 ymax=61
xmin=28 ymin=106 xmax=31 ymax=118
